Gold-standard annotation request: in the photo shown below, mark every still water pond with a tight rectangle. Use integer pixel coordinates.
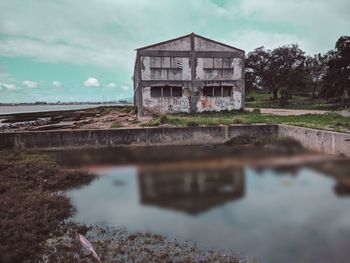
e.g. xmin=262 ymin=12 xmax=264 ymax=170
xmin=66 ymin=154 xmax=350 ymax=263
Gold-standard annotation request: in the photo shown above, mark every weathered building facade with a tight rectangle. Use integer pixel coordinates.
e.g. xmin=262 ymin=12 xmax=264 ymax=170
xmin=133 ymin=33 xmax=245 ymax=116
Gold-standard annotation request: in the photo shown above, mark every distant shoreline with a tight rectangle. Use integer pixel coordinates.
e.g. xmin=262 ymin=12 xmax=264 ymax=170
xmin=0 ymin=101 xmax=132 ymax=106
xmin=0 ymin=103 xmax=132 ymax=115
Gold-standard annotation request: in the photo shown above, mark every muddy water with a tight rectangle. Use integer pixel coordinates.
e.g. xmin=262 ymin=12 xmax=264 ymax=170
xmin=64 ymin=147 xmax=350 ymax=263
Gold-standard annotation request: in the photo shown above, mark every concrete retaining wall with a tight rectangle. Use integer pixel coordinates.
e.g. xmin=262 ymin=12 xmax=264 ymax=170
xmin=0 ymin=124 xmax=278 ymax=150
xmin=278 ymin=124 xmax=350 ymax=157
xmin=1 ymin=124 xmax=350 ymax=157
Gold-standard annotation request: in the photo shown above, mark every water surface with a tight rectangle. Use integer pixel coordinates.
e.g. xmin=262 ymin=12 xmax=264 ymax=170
xmin=0 ymin=103 xmax=126 ymax=115
xmin=66 ymin=153 xmax=350 ymax=263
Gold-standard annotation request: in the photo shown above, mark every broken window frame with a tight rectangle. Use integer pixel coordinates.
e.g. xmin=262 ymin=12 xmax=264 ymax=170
xmin=202 ymin=58 xmax=234 ymax=70
xmin=149 ymin=57 xmax=184 ymax=69
xmin=202 ymin=86 xmax=233 ymax=97
xmin=150 ymin=86 xmax=183 ymax=98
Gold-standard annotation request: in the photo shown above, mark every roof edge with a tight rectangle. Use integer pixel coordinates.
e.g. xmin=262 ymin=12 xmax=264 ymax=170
xmin=135 ymin=32 xmax=244 ymax=53
xmin=135 ymin=33 xmax=193 ymax=51
xmin=194 ymin=34 xmax=244 ymax=53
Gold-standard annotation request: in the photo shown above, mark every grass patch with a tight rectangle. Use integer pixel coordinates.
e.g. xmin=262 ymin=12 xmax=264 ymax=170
xmin=110 ymin=122 xmax=123 ymax=128
xmin=117 ymin=105 xmax=134 ymax=113
xmin=142 ymin=111 xmax=350 ymax=132
xmin=97 ymin=106 xmax=133 ymax=114
xmin=245 ymin=91 xmax=335 ymax=110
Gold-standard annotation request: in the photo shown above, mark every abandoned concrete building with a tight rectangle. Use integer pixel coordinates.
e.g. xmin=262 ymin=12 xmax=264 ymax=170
xmin=133 ymin=33 xmax=245 ymax=116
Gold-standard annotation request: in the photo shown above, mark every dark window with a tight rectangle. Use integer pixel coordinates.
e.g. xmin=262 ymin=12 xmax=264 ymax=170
xmin=163 ymin=87 xmax=171 ymax=97
xmin=150 ymin=86 xmax=182 ymax=98
xmin=203 ymin=86 xmax=213 ymax=97
xmin=172 ymin=87 xmax=182 ymax=97
xmin=150 ymin=86 xmax=162 ymax=97
xmin=214 ymin=87 xmax=222 ymax=96
xmin=223 ymin=86 xmax=233 ymax=97
xmin=202 ymin=86 xmax=233 ymax=97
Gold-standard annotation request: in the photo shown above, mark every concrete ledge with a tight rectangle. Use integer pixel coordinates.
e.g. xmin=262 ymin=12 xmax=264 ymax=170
xmin=1 ymin=124 xmax=350 ymax=158
xmin=0 ymin=125 xmax=278 ymax=150
xmin=278 ymin=124 xmax=350 ymax=157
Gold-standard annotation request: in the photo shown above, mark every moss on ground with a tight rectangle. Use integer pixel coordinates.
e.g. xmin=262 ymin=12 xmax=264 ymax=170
xmin=0 ymin=151 xmax=96 ymax=262
xmin=110 ymin=121 xmax=123 ymax=128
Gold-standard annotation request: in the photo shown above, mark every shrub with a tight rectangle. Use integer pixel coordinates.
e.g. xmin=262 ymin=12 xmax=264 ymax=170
xmin=159 ymin=114 xmax=168 ymax=124
xmin=232 ymin=117 xmax=245 ymax=124
xmin=110 ymin=122 xmax=123 ymax=128
xmin=245 ymin=96 xmax=255 ymax=102
xmin=187 ymin=121 xmax=199 ymax=126
xmin=225 ymin=135 xmax=255 ymax=145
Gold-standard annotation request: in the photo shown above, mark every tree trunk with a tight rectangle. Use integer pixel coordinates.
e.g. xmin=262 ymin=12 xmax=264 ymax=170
xmin=273 ymin=88 xmax=278 ymax=100
xmin=312 ymin=77 xmax=319 ymax=99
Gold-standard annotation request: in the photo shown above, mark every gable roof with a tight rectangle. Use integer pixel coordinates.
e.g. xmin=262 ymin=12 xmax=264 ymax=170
xmin=135 ymin=32 xmax=244 ymax=53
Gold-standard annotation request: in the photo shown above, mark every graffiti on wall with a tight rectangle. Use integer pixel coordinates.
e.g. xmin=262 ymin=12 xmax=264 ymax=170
xmin=196 ymin=93 xmax=242 ymax=112
xmin=142 ymin=87 xmax=191 ymax=114
xmin=200 ymin=98 xmax=212 ymax=109
xmin=142 ymin=86 xmax=242 ymax=114
xmin=214 ymin=97 xmax=236 ymax=109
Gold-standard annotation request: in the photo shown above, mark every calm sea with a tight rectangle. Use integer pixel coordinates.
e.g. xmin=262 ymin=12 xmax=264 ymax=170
xmin=0 ymin=104 xmax=130 ymax=115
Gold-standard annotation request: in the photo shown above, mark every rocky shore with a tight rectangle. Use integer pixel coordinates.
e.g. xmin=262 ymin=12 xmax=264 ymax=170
xmin=0 ymin=106 xmax=139 ymax=132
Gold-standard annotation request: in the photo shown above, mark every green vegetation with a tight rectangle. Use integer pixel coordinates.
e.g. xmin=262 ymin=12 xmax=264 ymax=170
xmin=110 ymin=121 xmax=123 ymax=128
xmin=143 ymin=111 xmax=350 ymax=132
xmin=245 ymin=91 xmax=333 ymax=110
xmin=245 ymin=36 xmax=350 ymax=109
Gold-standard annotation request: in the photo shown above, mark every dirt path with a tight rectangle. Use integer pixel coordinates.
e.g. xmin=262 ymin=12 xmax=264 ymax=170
xmin=246 ymin=107 xmax=329 ymax=116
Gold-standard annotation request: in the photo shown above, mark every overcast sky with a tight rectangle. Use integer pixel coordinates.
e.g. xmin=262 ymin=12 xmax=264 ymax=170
xmin=0 ymin=0 xmax=349 ymax=103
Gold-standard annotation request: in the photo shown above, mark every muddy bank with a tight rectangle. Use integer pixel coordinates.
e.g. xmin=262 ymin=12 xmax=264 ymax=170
xmin=43 ymin=226 xmax=242 ymax=263
xmin=0 ymin=151 xmax=95 ymax=262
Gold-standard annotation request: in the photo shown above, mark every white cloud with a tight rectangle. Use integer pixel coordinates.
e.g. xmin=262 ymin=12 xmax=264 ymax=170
xmin=0 ymin=0 xmax=348 ymax=72
xmin=238 ymin=0 xmax=350 ymax=52
xmin=224 ymin=31 xmax=305 ymax=53
xmin=52 ymin=81 xmax=62 ymax=88
xmin=106 ymin=82 xmax=117 ymax=88
xmin=84 ymin=77 xmax=100 ymax=87
xmin=0 ymin=82 xmax=16 ymax=90
xmin=22 ymin=80 xmax=39 ymax=88
xmin=121 ymin=85 xmax=130 ymax=91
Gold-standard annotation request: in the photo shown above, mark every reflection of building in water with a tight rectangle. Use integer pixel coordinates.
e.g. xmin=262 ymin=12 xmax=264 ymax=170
xmin=312 ymin=161 xmax=350 ymax=196
xmin=138 ymin=166 xmax=244 ymax=215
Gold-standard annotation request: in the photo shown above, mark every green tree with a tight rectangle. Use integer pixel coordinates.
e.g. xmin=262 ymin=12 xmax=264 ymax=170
xmin=321 ymin=36 xmax=350 ymax=100
xmin=305 ymin=53 xmax=327 ymax=98
xmin=246 ymin=44 xmax=306 ymax=100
